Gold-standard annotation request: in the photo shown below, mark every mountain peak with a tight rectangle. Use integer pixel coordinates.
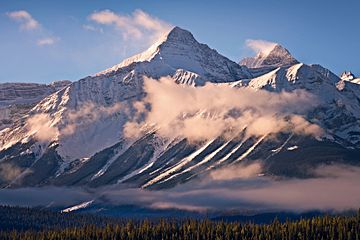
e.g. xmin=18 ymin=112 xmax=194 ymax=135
xmin=96 ymin=26 xmax=197 ymax=75
xmin=165 ymin=26 xmax=196 ymax=42
xmin=96 ymin=26 xmax=251 ymax=81
xmin=240 ymin=43 xmax=298 ymax=69
xmin=268 ymin=44 xmax=292 ymax=58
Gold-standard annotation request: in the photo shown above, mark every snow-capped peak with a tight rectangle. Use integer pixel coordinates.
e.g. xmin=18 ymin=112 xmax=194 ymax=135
xmin=96 ymin=26 xmax=251 ymax=82
xmin=96 ymin=27 xmax=198 ymax=75
xmin=240 ymin=44 xmax=298 ymax=69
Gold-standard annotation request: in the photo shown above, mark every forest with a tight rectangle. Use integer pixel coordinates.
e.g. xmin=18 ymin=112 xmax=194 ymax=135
xmin=0 ymin=206 xmax=359 ymax=240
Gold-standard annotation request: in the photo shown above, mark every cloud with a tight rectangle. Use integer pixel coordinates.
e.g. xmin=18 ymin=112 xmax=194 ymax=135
xmin=150 ymin=202 xmax=208 ymax=212
xmin=6 ymin=10 xmax=40 ymax=30
xmin=246 ymin=39 xmax=277 ymax=55
xmin=0 ymin=187 xmax=90 ymax=207
xmin=0 ymin=163 xmax=22 ymax=182
xmin=25 ymin=102 xmax=122 ymax=143
xmin=121 ymin=165 xmax=360 ymax=212
xmin=26 ymin=113 xmax=59 ymax=142
xmin=124 ymin=77 xmax=323 ymax=142
xmin=83 ymin=24 xmax=104 ymax=33
xmin=209 ymin=162 xmax=262 ymax=181
xmin=0 ymin=163 xmax=358 ymax=214
xmin=7 ymin=10 xmax=59 ymax=46
xmin=37 ymin=37 xmax=59 ymax=46
xmin=89 ymin=9 xmax=172 ymax=42
xmin=27 ymin=102 xmax=121 ymax=142
xmin=224 ymin=165 xmax=360 ymax=211
xmin=1 ymin=165 xmax=359 ymax=213
xmin=59 ymin=102 xmax=122 ymax=136
xmin=123 ymin=121 xmax=143 ymax=140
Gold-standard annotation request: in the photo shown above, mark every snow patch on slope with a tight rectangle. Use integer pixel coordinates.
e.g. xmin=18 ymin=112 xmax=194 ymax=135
xmin=61 ymin=200 xmax=94 ymax=213
xmin=142 ymin=139 xmax=214 ymax=188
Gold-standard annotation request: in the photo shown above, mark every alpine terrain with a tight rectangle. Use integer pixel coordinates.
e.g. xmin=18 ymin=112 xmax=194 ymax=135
xmin=0 ymin=26 xmax=359 ymax=190
xmin=0 ymin=81 xmax=71 ymax=131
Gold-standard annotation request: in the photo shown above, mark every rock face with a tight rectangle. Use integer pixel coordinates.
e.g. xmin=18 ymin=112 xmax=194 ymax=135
xmin=0 ymin=27 xmax=359 ymax=190
xmin=0 ymin=81 xmax=71 ymax=130
xmin=0 ymin=80 xmax=71 ymax=104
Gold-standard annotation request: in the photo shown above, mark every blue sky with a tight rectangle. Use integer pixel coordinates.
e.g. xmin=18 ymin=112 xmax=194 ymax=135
xmin=1 ymin=0 xmax=359 ymax=83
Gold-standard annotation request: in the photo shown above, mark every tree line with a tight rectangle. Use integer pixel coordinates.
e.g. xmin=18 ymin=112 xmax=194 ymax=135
xmin=0 ymin=206 xmax=359 ymax=240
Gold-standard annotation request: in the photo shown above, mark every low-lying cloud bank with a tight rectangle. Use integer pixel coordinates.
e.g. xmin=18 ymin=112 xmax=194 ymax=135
xmin=1 ymin=165 xmax=359 ymax=214
xmin=125 ymin=77 xmax=323 ymax=141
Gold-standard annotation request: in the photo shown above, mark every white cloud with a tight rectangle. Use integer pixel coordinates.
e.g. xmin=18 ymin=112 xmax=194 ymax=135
xmin=7 ymin=10 xmax=59 ymax=46
xmin=26 ymin=102 xmax=122 ymax=143
xmin=0 ymin=165 xmax=359 ymax=212
xmin=89 ymin=9 xmax=172 ymax=42
xmin=83 ymin=24 xmax=104 ymax=33
xmin=26 ymin=113 xmax=59 ymax=142
xmin=6 ymin=10 xmax=40 ymax=30
xmin=59 ymin=102 xmax=122 ymax=136
xmin=246 ymin=39 xmax=277 ymax=55
xmin=209 ymin=162 xmax=263 ymax=181
xmin=37 ymin=37 xmax=59 ymax=46
xmin=124 ymin=77 xmax=323 ymax=141
xmin=0 ymin=163 xmax=22 ymax=182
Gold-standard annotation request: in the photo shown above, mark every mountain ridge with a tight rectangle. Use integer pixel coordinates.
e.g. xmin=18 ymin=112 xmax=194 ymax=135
xmin=0 ymin=80 xmax=71 ymax=131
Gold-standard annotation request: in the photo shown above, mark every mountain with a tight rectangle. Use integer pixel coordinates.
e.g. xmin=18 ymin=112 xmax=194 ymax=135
xmin=97 ymin=26 xmax=252 ymax=84
xmin=0 ymin=27 xmax=359 ymax=190
xmin=0 ymin=81 xmax=71 ymax=131
xmin=239 ymin=44 xmax=299 ymax=69
xmin=1 ymin=27 xmax=253 ymax=160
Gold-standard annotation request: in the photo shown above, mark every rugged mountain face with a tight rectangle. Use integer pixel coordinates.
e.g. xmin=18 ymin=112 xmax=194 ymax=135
xmin=0 ymin=27 xmax=359 ymax=190
xmin=98 ymin=27 xmax=252 ymax=85
xmin=0 ymin=81 xmax=71 ymax=130
xmin=233 ymin=63 xmax=360 ymax=147
xmin=240 ymin=44 xmax=299 ymax=69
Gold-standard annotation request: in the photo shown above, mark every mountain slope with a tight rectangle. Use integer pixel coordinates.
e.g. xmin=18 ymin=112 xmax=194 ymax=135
xmin=233 ymin=63 xmax=360 ymax=147
xmin=0 ymin=81 xmax=71 ymax=131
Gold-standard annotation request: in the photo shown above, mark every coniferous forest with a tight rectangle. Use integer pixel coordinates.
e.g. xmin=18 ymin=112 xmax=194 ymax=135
xmin=0 ymin=206 xmax=359 ymax=240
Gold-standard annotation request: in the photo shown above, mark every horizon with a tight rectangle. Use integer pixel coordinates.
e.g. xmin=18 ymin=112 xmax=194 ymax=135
xmin=1 ymin=0 xmax=359 ymax=83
